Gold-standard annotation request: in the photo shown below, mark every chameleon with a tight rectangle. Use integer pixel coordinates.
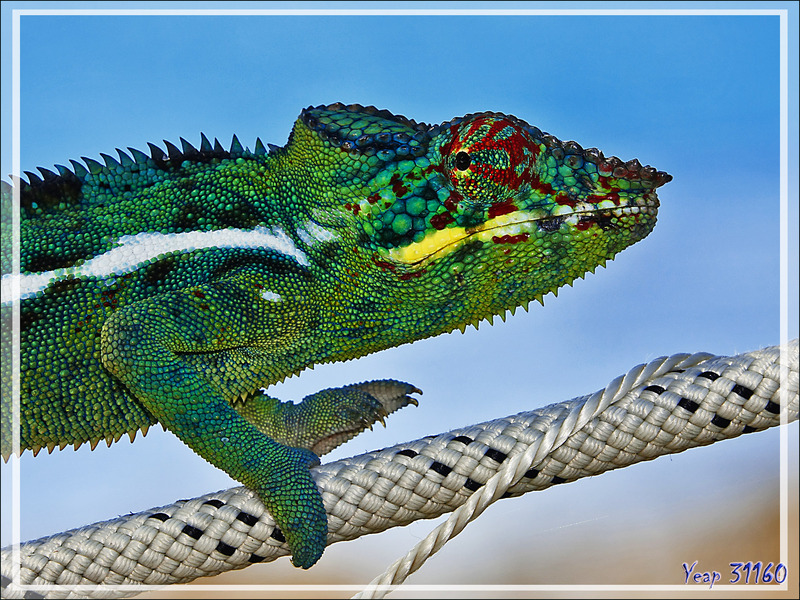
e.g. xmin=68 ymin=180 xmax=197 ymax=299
xmin=0 ymin=102 xmax=671 ymax=568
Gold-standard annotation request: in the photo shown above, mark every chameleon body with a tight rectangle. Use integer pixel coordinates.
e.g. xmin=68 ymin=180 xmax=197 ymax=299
xmin=0 ymin=103 xmax=671 ymax=568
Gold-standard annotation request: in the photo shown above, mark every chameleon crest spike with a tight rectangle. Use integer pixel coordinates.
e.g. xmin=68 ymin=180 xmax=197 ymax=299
xmin=37 ymin=167 xmax=58 ymax=181
xmin=230 ymin=134 xmax=244 ymax=154
xmin=24 ymin=170 xmax=42 ymax=185
xmin=69 ymin=159 xmax=88 ymax=178
xmin=81 ymin=157 xmax=104 ymax=175
xmin=147 ymin=142 xmax=166 ymax=161
xmin=128 ymin=146 xmax=149 ymax=164
xmin=179 ymin=137 xmax=197 ymax=156
xmin=99 ymin=153 xmax=120 ymax=169
xmin=2 ymin=104 xmax=669 ymax=569
xmin=116 ymin=148 xmax=134 ymax=167
xmin=164 ymin=140 xmax=183 ymax=161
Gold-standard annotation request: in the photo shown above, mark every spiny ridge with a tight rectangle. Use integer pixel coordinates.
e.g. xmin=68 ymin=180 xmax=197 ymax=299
xmin=305 ymin=102 xmax=429 ymax=132
xmin=13 ymin=133 xmax=275 ymax=216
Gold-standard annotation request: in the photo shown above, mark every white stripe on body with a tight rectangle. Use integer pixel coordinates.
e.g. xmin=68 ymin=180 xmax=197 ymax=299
xmin=2 ymin=226 xmax=307 ymax=302
xmin=259 ymin=290 xmax=282 ymax=302
xmin=296 ymin=220 xmax=340 ymax=246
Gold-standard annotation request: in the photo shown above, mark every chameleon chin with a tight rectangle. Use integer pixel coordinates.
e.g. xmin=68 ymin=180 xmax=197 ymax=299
xmin=1 ymin=103 xmax=670 ymax=568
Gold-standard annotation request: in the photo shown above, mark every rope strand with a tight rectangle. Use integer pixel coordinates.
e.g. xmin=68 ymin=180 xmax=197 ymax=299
xmin=352 ymin=350 xmax=719 ymax=597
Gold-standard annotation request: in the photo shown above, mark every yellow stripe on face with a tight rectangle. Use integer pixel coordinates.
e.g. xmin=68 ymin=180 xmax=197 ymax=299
xmin=387 ymin=210 xmax=548 ymax=265
xmin=388 ymin=226 xmax=470 ymax=264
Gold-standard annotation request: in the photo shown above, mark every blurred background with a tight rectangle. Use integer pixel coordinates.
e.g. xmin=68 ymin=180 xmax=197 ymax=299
xmin=1 ymin=2 xmax=797 ymax=598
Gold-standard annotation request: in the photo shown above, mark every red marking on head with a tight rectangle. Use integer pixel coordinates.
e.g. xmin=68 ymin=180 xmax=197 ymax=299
xmin=491 ymin=233 xmax=529 ymax=244
xmin=430 ymin=212 xmax=456 ymax=230
xmin=399 ymin=269 xmax=426 ymax=281
xmin=487 ymin=200 xmax=518 ymax=219
xmin=596 ymin=175 xmax=619 ymax=189
xmin=389 ymin=174 xmax=409 ymax=198
xmin=531 ymin=179 xmax=557 ymax=197
xmin=446 ymin=116 xmax=540 ymax=194
xmin=372 ymin=256 xmax=396 ymax=271
xmin=553 ymin=192 xmax=576 ymax=207
xmin=438 ymin=122 xmax=463 ymax=157
xmin=193 ymin=290 xmax=206 ymax=299
xmin=586 ymin=190 xmax=620 ymax=205
xmin=367 ymin=193 xmax=379 ymax=204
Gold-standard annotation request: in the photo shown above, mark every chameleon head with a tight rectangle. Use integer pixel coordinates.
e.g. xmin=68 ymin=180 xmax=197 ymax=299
xmin=297 ymin=104 xmax=671 ymax=331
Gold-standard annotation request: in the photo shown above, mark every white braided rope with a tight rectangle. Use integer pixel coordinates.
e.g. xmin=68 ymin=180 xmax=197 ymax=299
xmin=1 ymin=340 xmax=797 ymax=599
xmin=352 ymin=350 xmax=715 ymax=598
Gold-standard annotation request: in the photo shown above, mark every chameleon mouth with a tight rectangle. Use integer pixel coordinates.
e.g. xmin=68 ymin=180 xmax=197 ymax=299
xmin=386 ymin=203 xmax=658 ymax=267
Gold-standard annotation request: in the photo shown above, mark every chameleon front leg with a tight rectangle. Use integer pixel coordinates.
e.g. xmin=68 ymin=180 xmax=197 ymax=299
xmin=235 ymin=380 xmax=421 ymax=457
xmin=100 ymin=279 xmax=329 ymax=568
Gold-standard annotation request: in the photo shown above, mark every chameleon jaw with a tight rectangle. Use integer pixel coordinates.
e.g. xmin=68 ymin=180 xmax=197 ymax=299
xmin=385 ymin=203 xmax=658 ymax=267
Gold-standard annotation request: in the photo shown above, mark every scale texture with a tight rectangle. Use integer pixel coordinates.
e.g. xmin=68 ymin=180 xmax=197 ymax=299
xmin=0 ymin=103 xmax=671 ymax=568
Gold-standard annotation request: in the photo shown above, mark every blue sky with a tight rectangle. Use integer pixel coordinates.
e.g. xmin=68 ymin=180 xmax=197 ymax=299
xmin=1 ymin=2 xmax=798 ymax=592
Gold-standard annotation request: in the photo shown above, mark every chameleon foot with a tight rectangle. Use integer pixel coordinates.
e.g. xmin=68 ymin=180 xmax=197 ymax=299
xmin=244 ymin=444 xmax=328 ymax=569
xmin=235 ymin=379 xmax=421 ymax=456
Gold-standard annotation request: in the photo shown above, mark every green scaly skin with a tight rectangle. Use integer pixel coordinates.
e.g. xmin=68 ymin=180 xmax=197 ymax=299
xmin=0 ymin=103 xmax=671 ymax=568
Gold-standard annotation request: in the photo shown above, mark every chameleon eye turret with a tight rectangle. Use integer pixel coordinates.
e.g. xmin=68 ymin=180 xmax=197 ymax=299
xmin=1 ymin=103 xmax=670 ymax=569
xmin=441 ymin=114 xmax=539 ymax=208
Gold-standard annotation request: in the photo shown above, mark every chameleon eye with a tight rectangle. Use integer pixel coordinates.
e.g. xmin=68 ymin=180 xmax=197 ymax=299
xmin=454 ymin=151 xmax=471 ymax=171
xmin=444 ymin=115 xmax=538 ymax=207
